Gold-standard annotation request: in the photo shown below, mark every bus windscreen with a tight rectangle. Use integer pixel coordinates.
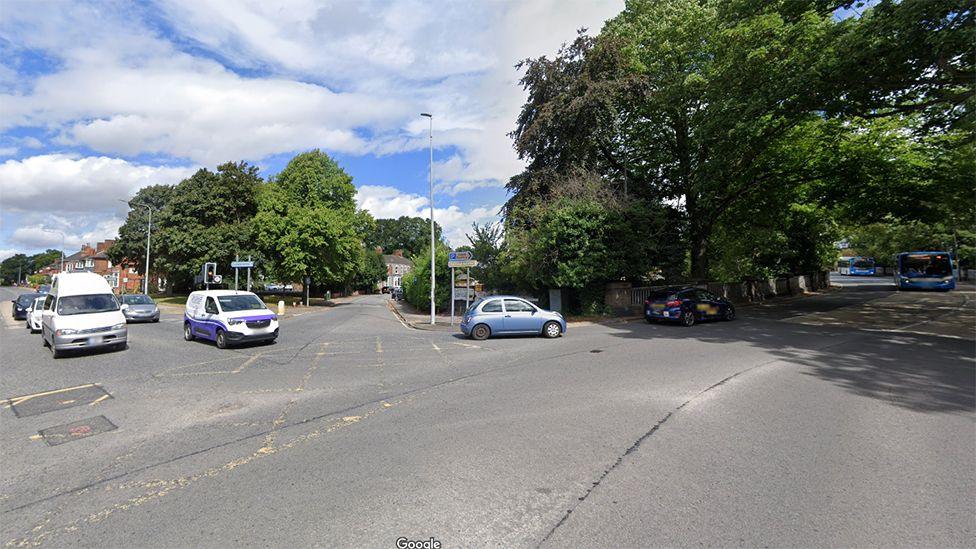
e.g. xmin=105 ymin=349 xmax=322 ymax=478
xmin=903 ymin=254 xmax=951 ymax=277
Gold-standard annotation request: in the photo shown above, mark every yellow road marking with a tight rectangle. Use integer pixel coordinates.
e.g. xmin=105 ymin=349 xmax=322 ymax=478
xmin=89 ymin=395 xmax=110 ymax=406
xmin=431 ymin=341 xmax=441 ymax=352
xmin=28 ymin=434 xmax=43 ymax=441
xmin=375 ymin=336 xmax=383 ymax=353
xmin=231 ymin=352 xmax=263 ymax=374
xmin=9 ymin=383 xmax=97 ymax=405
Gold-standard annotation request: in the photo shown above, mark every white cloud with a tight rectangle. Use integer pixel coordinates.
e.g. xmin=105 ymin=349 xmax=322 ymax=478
xmin=0 ymin=249 xmax=18 ymax=262
xmin=0 ymin=0 xmax=622 ymax=189
xmin=355 ymin=185 xmax=501 ymax=247
xmin=0 ymin=154 xmax=196 ymax=213
xmin=9 ymin=217 xmax=123 ymax=250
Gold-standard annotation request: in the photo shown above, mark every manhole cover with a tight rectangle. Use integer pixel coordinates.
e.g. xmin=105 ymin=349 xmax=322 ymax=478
xmin=8 ymin=384 xmax=111 ymax=418
xmin=38 ymin=416 xmax=117 ymax=446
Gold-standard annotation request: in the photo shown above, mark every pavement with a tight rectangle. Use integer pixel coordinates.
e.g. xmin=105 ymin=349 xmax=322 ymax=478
xmin=0 ymin=276 xmax=972 ymax=547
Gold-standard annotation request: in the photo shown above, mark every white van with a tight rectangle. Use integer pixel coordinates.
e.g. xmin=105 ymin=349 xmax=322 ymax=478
xmin=184 ymin=290 xmax=278 ymax=348
xmin=41 ymin=272 xmax=128 ymax=358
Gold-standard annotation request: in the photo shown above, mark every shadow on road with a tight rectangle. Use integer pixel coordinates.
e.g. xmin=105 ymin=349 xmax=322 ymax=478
xmin=602 ymin=316 xmax=975 ymax=415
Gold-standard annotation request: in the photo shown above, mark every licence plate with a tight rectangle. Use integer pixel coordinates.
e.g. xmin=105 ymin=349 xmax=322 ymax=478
xmin=662 ymin=311 xmax=669 ymax=317
xmin=88 ymin=337 xmax=99 ymax=346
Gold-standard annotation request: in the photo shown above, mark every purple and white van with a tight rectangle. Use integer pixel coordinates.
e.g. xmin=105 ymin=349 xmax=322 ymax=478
xmin=183 ymin=290 xmax=278 ymax=348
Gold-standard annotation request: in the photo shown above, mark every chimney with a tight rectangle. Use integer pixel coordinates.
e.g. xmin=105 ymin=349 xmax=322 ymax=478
xmin=96 ymin=240 xmax=115 ymax=253
xmin=81 ymin=244 xmax=96 ymax=256
xmin=393 ymin=249 xmax=404 ymax=257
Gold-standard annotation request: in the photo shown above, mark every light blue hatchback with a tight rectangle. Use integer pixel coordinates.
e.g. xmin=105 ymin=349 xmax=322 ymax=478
xmin=460 ymin=296 xmax=566 ymax=340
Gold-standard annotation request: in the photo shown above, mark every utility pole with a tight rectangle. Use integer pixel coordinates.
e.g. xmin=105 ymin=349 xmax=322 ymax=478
xmin=421 ymin=112 xmax=435 ymax=324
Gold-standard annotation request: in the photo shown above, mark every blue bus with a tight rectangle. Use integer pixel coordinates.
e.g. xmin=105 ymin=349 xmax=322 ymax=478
xmin=848 ymin=256 xmax=876 ymax=276
xmin=894 ymin=251 xmax=955 ymax=291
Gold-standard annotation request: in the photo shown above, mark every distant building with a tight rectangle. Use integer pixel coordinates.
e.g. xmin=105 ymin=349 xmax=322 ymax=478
xmin=42 ymin=240 xmax=144 ymax=293
xmin=379 ymin=248 xmax=412 ymax=289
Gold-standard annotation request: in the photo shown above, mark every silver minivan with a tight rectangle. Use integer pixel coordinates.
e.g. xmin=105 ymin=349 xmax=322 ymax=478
xmin=41 ymin=273 xmax=128 ymax=358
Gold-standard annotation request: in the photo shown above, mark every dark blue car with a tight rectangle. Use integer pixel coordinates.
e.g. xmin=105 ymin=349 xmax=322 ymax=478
xmin=643 ymin=287 xmax=735 ymax=327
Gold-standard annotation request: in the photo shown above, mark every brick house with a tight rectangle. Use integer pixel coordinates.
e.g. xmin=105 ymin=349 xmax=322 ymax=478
xmin=44 ymin=240 xmax=144 ymax=294
xmin=379 ymin=248 xmax=412 ymax=290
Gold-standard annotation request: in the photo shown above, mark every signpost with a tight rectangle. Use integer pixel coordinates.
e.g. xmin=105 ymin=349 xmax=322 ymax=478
xmin=231 ymin=256 xmax=256 ymax=291
xmin=448 ymin=252 xmax=478 ymax=325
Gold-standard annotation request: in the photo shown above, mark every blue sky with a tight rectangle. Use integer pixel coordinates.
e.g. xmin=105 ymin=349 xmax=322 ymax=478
xmin=0 ymin=0 xmax=623 ymax=259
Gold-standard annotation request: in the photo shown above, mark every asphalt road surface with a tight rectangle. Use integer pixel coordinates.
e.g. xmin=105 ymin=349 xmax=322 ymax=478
xmin=0 ymin=278 xmax=973 ymax=548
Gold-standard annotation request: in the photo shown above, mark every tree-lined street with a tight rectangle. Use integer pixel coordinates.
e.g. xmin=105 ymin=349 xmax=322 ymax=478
xmin=1 ymin=281 xmax=972 ymax=547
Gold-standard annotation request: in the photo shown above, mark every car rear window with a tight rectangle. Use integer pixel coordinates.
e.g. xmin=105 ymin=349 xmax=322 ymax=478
xmin=647 ymin=291 xmax=677 ymax=301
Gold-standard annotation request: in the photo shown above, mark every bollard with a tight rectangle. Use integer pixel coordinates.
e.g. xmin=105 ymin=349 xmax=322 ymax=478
xmin=278 ymin=300 xmax=285 ymax=316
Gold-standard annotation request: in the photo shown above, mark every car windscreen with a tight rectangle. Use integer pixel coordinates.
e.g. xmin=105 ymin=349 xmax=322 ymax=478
xmin=16 ymin=294 xmax=39 ymax=306
xmin=852 ymin=259 xmax=873 ymax=268
xmin=122 ymin=295 xmax=154 ymax=305
xmin=57 ymin=294 xmax=119 ymax=315
xmin=903 ymin=255 xmax=951 ymax=277
xmin=216 ymin=294 xmax=267 ymax=312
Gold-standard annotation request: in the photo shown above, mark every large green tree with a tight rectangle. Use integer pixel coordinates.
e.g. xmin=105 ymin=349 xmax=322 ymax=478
xmin=150 ymin=162 xmax=262 ymax=290
xmin=464 ymin=221 xmax=509 ymax=292
xmin=109 ymin=184 xmax=175 ymax=284
xmin=365 ymin=216 xmax=443 ymax=257
xmin=254 ymin=150 xmax=369 ymax=291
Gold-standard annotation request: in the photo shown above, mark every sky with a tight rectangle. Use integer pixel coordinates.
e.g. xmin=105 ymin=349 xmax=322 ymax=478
xmin=0 ymin=0 xmax=624 ymax=261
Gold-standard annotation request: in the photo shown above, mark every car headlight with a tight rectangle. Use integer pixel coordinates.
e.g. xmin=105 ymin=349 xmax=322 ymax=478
xmin=112 ymin=323 xmax=126 ymax=330
xmin=228 ymin=318 xmax=243 ymax=325
xmin=56 ymin=328 xmax=78 ymax=335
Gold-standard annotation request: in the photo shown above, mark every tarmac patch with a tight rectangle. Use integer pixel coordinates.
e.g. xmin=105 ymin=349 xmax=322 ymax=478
xmin=38 ymin=415 xmax=117 ymax=446
xmin=8 ymin=384 xmax=112 ymax=418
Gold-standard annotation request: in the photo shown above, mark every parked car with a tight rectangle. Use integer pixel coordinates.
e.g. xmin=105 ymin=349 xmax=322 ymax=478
xmin=38 ymin=284 xmax=51 ymax=294
xmin=121 ymin=294 xmax=160 ymax=323
xmin=184 ymin=290 xmax=278 ymax=349
xmin=643 ymin=286 xmax=735 ymax=327
xmin=26 ymin=296 xmax=46 ymax=333
xmin=460 ymin=296 xmax=565 ymax=340
xmin=41 ymin=272 xmax=127 ymax=358
xmin=391 ymin=287 xmax=404 ymax=301
xmin=11 ymin=292 xmax=42 ymax=320
xmin=265 ymin=283 xmax=284 ymax=292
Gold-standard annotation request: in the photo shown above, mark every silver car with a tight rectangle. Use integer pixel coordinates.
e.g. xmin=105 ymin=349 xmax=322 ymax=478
xmin=460 ymin=296 xmax=566 ymax=340
xmin=121 ymin=294 xmax=160 ymax=323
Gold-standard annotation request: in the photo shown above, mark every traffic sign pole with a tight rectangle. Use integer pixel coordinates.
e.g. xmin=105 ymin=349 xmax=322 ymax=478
xmin=465 ymin=267 xmax=470 ymax=311
xmin=451 ymin=267 xmax=455 ymax=326
xmin=234 ymin=254 xmax=239 ymax=291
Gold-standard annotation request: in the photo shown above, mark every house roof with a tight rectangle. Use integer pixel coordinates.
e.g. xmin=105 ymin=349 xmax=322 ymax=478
xmin=63 ymin=250 xmax=86 ymax=261
xmin=382 ymin=254 xmax=412 ymax=266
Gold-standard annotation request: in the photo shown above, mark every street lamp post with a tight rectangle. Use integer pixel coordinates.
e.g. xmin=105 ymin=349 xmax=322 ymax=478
xmin=120 ymin=199 xmax=155 ymax=294
xmin=421 ymin=112 xmax=435 ymax=325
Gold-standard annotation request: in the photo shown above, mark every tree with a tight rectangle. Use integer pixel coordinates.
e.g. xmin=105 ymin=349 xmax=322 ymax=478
xmin=351 ymin=249 xmax=388 ymax=292
xmin=110 ymin=184 xmax=175 ymax=285
xmin=255 ymin=151 xmax=367 ymax=291
xmin=0 ymin=254 xmax=30 ymax=285
xmin=150 ymin=162 xmax=262 ymax=290
xmin=30 ymin=249 xmax=62 ymax=272
xmin=465 ymin=221 xmax=508 ymax=292
xmin=401 ymin=244 xmax=452 ymax=311
xmin=365 ymin=216 xmax=443 ymax=257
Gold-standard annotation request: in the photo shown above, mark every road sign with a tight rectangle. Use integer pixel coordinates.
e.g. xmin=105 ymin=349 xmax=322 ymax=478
xmin=448 ymin=251 xmax=473 ymax=261
xmin=213 ymin=275 xmax=223 ymax=284
xmin=231 ymin=260 xmax=255 ymax=268
xmin=448 ymin=259 xmax=479 ymax=268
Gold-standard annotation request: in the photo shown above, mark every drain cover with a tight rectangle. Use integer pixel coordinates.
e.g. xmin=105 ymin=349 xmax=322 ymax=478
xmin=39 ymin=416 xmax=117 ymax=446
xmin=590 ymin=349 xmax=603 ymax=353
xmin=8 ymin=384 xmax=111 ymax=418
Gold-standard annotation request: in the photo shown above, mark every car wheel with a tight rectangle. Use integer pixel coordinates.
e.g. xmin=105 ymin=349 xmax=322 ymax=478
xmin=153 ymin=318 xmax=160 ymax=323
xmin=543 ymin=321 xmax=561 ymax=338
xmin=681 ymin=309 xmax=696 ymax=327
xmin=471 ymin=324 xmax=491 ymax=341
xmin=183 ymin=323 xmax=194 ymax=341
xmin=215 ymin=329 xmax=228 ymax=349
xmin=724 ymin=306 xmax=736 ymax=321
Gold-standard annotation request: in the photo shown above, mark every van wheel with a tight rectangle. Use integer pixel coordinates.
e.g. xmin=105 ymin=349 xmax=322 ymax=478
xmin=471 ymin=324 xmax=490 ymax=341
xmin=215 ymin=330 xmax=228 ymax=349
xmin=184 ymin=323 xmax=194 ymax=341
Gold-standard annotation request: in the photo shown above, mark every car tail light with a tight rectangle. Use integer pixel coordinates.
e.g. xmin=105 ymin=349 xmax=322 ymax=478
xmin=666 ymin=300 xmax=682 ymax=307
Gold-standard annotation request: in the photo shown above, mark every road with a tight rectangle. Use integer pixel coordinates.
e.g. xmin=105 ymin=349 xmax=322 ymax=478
xmin=0 ymin=278 xmax=973 ymax=547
